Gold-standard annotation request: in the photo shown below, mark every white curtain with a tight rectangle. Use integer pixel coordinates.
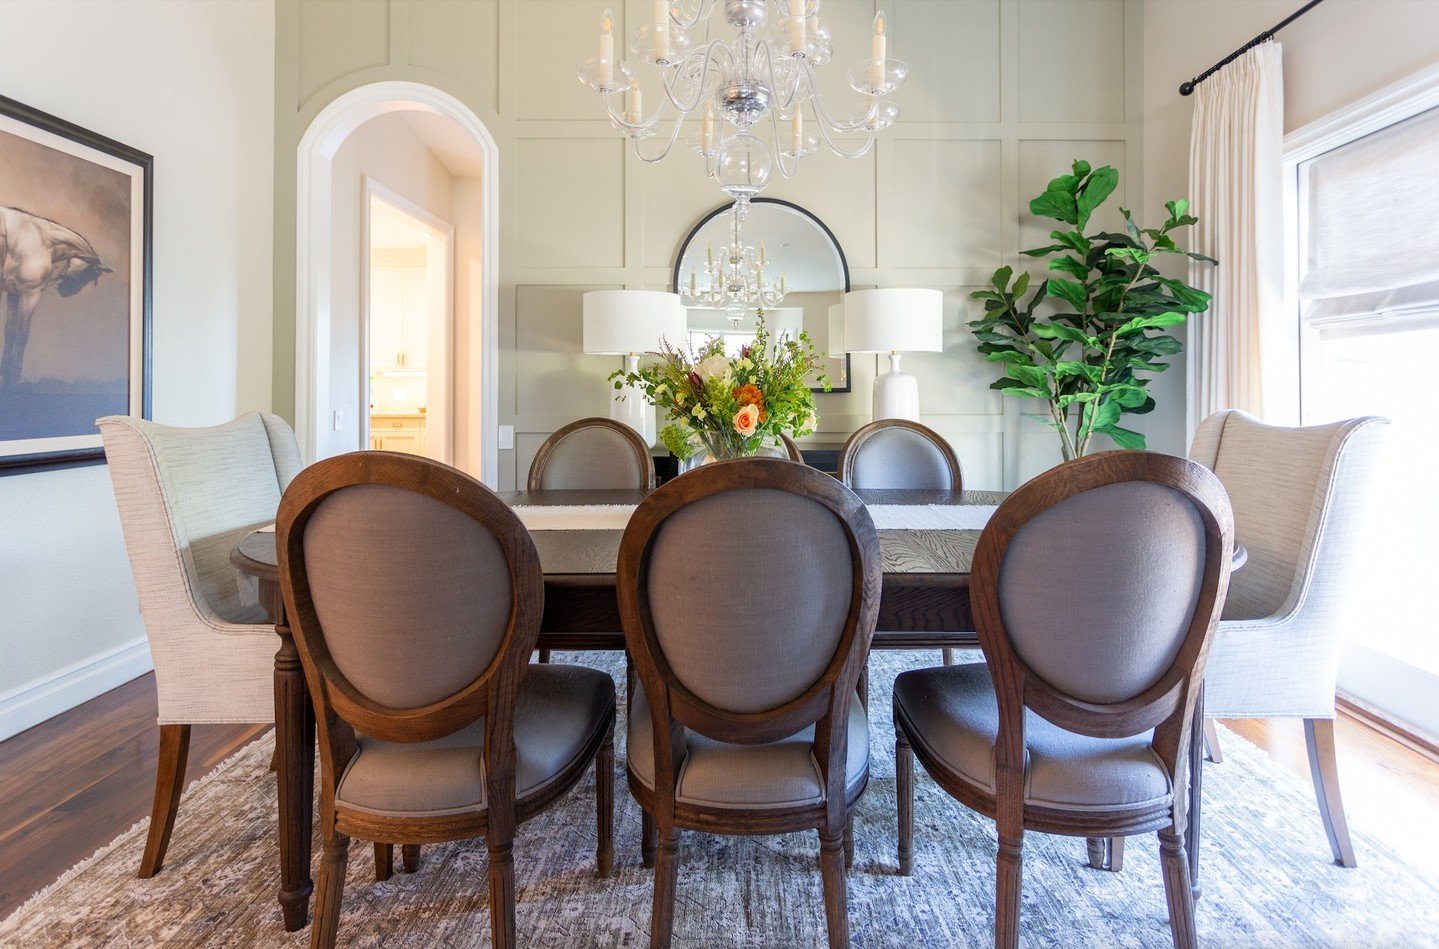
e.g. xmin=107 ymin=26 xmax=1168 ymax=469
xmin=1185 ymin=42 xmax=1287 ymax=441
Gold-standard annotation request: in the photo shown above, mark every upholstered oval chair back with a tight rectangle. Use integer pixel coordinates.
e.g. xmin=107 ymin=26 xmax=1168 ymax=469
xmin=998 ymin=480 xmax=1210 ymax=705
xmin=298 ymin=482 xmax=514 ymax=709
xmin=839 ymin=419 xmax=961 ymax=491
xmin=648 ymin=487 xmax=851 ymax=714
xmin=528 ymin=417 xmax=656 ymax=490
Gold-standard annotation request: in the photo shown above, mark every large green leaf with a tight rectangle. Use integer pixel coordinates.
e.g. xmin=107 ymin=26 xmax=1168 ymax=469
xmin=1030 ymin=189 xmax=1078 ymax=225
xmin=1075 ymin=165 xmax=1118 ymax=230
xmin=1116 ymin=311 xmax=1188 ymax=336
xmin=991 ymin=265 xmax=1013 ymax=291
xmin=1101 ymin=426 xmax=1146 ymax=450
xmin=1032 ymin=323 xmax=1094 ymax=346
xmin=1006 ymin=363 xmax=1049 ymax=390
xmin=1045 ymin=278 xmax=1088 ymax=310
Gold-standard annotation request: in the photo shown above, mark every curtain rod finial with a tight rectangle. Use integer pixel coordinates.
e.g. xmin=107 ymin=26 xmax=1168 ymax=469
xmin=1179 ymin=80 xmax=1196 ymax=96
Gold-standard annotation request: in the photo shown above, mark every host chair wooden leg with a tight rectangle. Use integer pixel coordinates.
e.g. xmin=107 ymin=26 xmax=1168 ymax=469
xmin=1305 ymin=718 xmax=1357 ymax=867
xmin=139 ymin=724 xmax=191 ymax=878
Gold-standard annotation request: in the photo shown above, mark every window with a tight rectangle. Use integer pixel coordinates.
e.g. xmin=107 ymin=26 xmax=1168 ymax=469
xmin=1289 ymin=77 xmax=1439 ymax=735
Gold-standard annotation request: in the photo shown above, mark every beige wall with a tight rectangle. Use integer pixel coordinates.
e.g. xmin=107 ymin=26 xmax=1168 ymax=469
xmin=275 ymin=0 xmax=1146 ymax=490
xmin=326 ymin=112 xmax=454 ymax=458
xmin=1141 ymin=0 xmax=1439 ymax=455
xmin=0 ymin=0 xmax=274 ymax=733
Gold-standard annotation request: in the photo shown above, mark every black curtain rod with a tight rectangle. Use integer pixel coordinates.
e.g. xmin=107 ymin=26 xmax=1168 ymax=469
xmin=1179 ymin=0 xmax=1325 ymax=96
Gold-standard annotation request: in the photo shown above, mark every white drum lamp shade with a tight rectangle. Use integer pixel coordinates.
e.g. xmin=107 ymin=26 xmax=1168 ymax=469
xmin=582 ymin=290 xmax=686 ymax=446
xmin=842 ymin=288 xmax=943 ymax=421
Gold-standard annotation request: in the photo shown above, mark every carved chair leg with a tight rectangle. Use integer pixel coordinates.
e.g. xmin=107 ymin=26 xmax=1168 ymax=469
xmin=1085 ymin=836 xmax=1124 ymax=872
xmin=401 ymin=844 xmax=422 ymax=873
xmin=995 ymin=832 xmax=1023 ymax=949
xmin=374 ymin=843 xmax=393 ymax=882
xmin=819 ymin=828 xmax=850 ymax=949
xmin=139 ymin=723 xmax=191 ymax=878
xmin=1305 ymin=718 xmax=1357 ymax=867
xmin=1159 ymin=827 xmax=1198 ymax=949
xmin=488 ymin=838 xmax=517 ymax=949
xmin=1203 ymin=719 xmax=1223 ymax=763
xmin=310 ymin=833 xmax=349 ymax=949
xmin=942 ymin=648 xmax=956 ymax=666
xmin=896 ymin=733 xmax=914 ymax=876
xmin=843 ymin=813 xmax=855 ymax=869
xmin=596 ymin=723 xmax=615 ymax=878
xmin=650 ymin=827 xmax=681 ymax=949
xmin=642 ymin=809 xmax=657 ymax=869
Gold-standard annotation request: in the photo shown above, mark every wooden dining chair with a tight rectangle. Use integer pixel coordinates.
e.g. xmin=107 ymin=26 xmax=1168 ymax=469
xmin=778 ymin=431 xmax=804 ymax=462
xmin=839 ymin=419 xmax=964 ymax=663
xmin=98 ymin=411 xmax=301 ymax=879
xmin=837 ymin=419 xmax=962 ymax=491
xmin=527 ymin=416 xmax=657 ymax=491
xmin=277 ymin=452 xmax=616 ymax=949
xmin=618 ymin=459 xmax=881 ymax=948
xmin=893 ymin=451 xmax=1233 ymax=949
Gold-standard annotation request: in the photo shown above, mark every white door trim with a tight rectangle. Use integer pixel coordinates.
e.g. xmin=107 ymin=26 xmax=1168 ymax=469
xmin=295 ymin=81 xmax=500 ymax=486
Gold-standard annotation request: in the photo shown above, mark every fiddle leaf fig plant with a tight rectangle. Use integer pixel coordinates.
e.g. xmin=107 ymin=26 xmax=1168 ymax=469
xmin=970 ymin=161 xmax=1216 ymax=459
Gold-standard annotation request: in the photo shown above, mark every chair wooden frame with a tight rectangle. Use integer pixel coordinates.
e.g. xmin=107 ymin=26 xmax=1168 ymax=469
xmin=778 ymin=432 xmax=804 ymax=462
xmin=278 ymin=452 xmax=616 ymax=949
xmin=894 ymin=451 xmax=1233 ymax=949
xmin=618 ymin=459 xmax=882 ymax=949
xmin=527 ymin=416 xmax=658 ymax=491
xmin=835 ymin=419 xmax=963 ymax=491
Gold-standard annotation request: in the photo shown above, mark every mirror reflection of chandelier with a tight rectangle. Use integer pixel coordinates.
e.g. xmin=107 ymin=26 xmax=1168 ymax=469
xmin=681 ymin=203 xmax=787 ymax=324
xmin=576 ymin=0 xmax=907 ymax=201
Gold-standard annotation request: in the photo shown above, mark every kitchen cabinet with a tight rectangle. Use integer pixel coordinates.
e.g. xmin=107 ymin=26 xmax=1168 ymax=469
xmin=369 ymin=264 xmax=428 ymax=371
xmin=369 ymin=414 xmax=427 ymax=456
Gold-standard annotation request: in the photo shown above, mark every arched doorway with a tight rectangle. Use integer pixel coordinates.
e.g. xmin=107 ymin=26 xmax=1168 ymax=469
xmin=295 ymin=81 xmax=499 ymax=486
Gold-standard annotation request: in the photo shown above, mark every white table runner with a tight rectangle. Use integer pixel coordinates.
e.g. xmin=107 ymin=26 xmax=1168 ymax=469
xmin=511 ymin=504 xmax=996 ymax=532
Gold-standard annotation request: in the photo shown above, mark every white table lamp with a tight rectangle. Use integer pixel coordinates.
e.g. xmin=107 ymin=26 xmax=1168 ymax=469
xmin=842 ymin=288 xmax=944 ymax=421
xmin=582 ymin=289 xmax=686 ymax=446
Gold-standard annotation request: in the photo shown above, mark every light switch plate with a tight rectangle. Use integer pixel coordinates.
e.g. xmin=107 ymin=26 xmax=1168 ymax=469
xmin=332 ymin=409 xmax=344 ymax=431
xmin=498 ymin=425 xmax=515 ymax=450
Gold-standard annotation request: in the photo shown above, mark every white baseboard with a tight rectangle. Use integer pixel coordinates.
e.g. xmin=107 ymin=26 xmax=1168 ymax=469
xmin=0 ymin=637 xmax=154 ymax=742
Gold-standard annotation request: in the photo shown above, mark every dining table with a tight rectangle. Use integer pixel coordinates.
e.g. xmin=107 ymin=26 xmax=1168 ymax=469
xmin=231 ymin=484 xmax=1237 ymax=930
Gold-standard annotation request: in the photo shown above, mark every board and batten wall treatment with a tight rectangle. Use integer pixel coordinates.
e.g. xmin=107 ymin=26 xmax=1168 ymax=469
xmin=274 ymin=0 xmax=1144 ymax=491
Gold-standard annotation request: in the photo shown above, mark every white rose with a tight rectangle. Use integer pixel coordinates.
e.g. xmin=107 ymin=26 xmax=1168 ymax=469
xmin=695 ymin=353 xmax=731 ymax=383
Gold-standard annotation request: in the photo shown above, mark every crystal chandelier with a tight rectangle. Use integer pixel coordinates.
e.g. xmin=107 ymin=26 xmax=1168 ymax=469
xmin=576 ymin=0 xmax=907 ymax=201
xmin=680 ymin=202 xmax=787 ymax=323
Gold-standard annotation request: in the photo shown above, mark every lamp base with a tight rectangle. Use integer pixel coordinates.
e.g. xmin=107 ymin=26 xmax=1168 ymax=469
xmin=611 ymin=353 xmax=655 ymax=445
xmin=872 ymin=352 xmax=920 ymax=421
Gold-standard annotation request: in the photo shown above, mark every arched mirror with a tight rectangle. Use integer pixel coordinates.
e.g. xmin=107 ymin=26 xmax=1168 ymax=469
xmin=672 ymin=198 xmax=850 ymax=392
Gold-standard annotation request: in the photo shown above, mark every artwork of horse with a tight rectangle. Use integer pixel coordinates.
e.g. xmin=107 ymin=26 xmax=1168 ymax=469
xmin=0 ymin=205 xmax=112 ymax=388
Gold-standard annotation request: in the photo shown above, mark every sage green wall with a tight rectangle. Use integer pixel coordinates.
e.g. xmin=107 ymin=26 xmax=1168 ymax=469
xmin=274 ymin=0 xmax=1145 ymax=490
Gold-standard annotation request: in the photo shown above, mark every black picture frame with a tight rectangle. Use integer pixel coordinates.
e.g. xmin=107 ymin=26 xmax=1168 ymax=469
xmin=672 ymin=197 xmax=852 ymax=394
xmin=0 ymin=93 xmax=153 ymax=476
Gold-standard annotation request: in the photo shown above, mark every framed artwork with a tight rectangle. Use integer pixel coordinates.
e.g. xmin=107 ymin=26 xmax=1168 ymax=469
xmin=0 ymin=94 xmax=152 ymax=475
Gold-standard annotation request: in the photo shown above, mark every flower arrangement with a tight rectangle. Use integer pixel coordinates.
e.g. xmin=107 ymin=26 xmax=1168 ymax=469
xmin=610 ymin=312 xmax=828 ymax=462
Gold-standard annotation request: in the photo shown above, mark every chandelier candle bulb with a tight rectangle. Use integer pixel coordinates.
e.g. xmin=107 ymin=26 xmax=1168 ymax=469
xmin=790 ymin=110 xmax=803 ymax=154
xmin=790 ymin=12 xmax=806 ymax=55
xmin=626 ymin=73 xmax=642 ymax=124
xmin=701 ymin=103 xmax=714 ymax=153
xmin=870 ymin=11 xmax=886 ymax=90
xmin=599 ymin=9 xmax=614 ymax=87
xmin=654 ymin=0 xmax=670 ymax=61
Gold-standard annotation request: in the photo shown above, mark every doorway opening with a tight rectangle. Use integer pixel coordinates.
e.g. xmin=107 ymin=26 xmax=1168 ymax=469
xmin=363 ymin=182 xmax=453 ymax=461
xmin=295 ymin=81 xmax=499 ymax=485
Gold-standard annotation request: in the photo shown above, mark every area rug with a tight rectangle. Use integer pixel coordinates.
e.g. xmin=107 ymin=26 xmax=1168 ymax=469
xmin=4 ymin=651 xmax=1437 ymax=947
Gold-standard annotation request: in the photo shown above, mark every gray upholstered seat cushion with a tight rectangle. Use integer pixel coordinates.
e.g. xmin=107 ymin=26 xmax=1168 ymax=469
xmin=893 ymin=663 xmax=1170 ymax=811
xmin=848 ymin=427 xmax=956 ymax=490
xmin=336 ymin=664 xmax=615 ymax=818
xmin=627 ymin=685 xmax=869 ymax=810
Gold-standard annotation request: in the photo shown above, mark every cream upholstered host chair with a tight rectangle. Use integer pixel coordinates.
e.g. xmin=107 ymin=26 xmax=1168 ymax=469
xmin=1187 ymin=410 xmax=1388 ymax=868
xmin=98 ymin=411 xmax=301 ymax=877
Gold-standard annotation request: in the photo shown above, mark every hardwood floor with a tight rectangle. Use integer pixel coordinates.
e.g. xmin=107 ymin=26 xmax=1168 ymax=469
xmin=0 ymin=676 xmax=1435 ymax=922
xmin=0 ymin=673 xmax=265 ymax=919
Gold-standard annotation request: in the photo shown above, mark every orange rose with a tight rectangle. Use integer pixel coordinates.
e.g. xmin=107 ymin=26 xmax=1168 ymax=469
xmin=733 ymin=403 xmax=760 ymax=437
